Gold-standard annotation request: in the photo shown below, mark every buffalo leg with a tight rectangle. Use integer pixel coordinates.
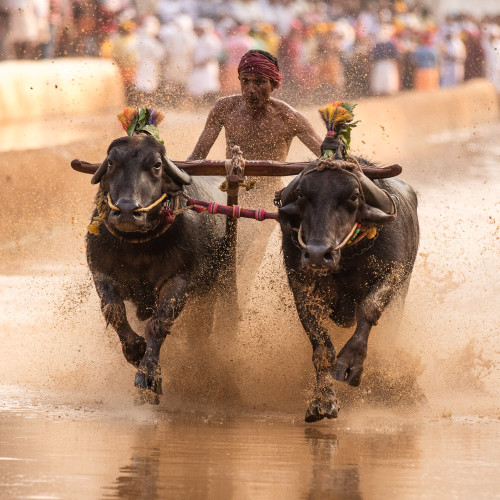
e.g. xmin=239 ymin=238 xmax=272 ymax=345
xmin=292 ymin=285 xmax=339 ymax=422
xmin=135 ymin=275 xmax=189 ymax=402
xmin=333 ymin=276 xmax=398 ymax=386
xmin=94 ymin=274 xmax=146 ymax=367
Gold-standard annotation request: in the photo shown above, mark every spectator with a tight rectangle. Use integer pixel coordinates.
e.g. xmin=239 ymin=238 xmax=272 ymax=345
xmin=463 ymin=20 xmax=485 ymax=80
xmin=104 ymin=19 xmax=138 ymax=100
xmin=129 ymin=15 xmax=165 ymax=105
xmin=159 ymin=14 xmax=196 ymax=104
xmin=314 ymin=23 xmax=345 ymax=99
xmin=371 ymin=24 xmax=400 ymax=96
xmin=344 ymin=31 xmax=373 ymax=98
xmin=412 ymin=31 xmax=439 ymax=91
xmin=439 ymin=30 xmax=466 ymax=87
xmin=484 ymin=24 xmax=500 ymax=92
xmin=0 ymin=1 xmax=9 ymax=59
xmin=187 ymin=18 xmax=222 ymax=103
xmin=7 ymin=0 xmax=41 ymax=59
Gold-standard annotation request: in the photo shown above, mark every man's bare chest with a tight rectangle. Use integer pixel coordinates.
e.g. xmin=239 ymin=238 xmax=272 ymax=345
xmin=224 ymin=111 xmax=293 ymax=147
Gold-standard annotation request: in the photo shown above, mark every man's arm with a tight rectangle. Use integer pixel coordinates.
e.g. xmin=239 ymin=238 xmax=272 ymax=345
xmin=187 ymin=99 xmax=226 ymax=160
xmin=293 ymin=111 xmax=322 ymax=157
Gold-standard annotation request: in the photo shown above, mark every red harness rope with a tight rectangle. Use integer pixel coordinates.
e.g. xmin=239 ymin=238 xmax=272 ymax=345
xmin=186 ymin=199 xmax=278 ymax=221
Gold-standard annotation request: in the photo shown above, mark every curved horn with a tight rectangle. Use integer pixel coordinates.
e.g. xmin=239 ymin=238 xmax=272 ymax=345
xmin=278 ymin=173 xmax=303 ymax=207
xmin=91 ymin=157 xmax=109 ymax=185
xmin=163 ymin=155 xmax=192 ymax=185
xmin=71 ymin=159 xmax=100 ymax=175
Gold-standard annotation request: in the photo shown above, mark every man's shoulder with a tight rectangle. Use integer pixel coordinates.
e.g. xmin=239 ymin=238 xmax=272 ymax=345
xmin=214 ymin=94 xmax=243 ymax=110
xmin=270 ymin=98 xmax=308 ymax=123
xmin=206 ymin=95 xmax=242 ymax=123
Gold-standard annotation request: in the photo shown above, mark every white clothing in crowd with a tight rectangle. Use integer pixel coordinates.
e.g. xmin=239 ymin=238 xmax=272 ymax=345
xmin=7 ymin=0 xmax=47 ymax=45
xmin=187 ymin=19 xmax=222 ymax=97
xmin=159 ymin=15 xmax=196 ymax=89
xmin=484 ymin=25 xmax=500 ymax=92
xmin=439 ymin=33 xmax=466 ymax=87
xmin=132 ymin=16 xmax=165 ymax=94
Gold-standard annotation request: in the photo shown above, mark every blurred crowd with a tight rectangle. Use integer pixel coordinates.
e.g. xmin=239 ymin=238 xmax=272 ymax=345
xmin=1 ymin=0 xmax=500 ymax=105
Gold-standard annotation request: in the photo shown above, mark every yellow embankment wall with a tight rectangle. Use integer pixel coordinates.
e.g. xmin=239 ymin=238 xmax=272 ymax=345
xmin=0 ymin=58 xmax=124 ymax=120
xmin=356 ymin=78 xmax=499 ymax=160
xmin=299 ymin=78 xmax=499 ymax=164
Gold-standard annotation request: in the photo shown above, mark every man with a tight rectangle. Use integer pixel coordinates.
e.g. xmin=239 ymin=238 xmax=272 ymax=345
xmin=188 ymin=49 xmax=322 ymax=163
xmin=188 ymin=50 xmax=321 ymax=306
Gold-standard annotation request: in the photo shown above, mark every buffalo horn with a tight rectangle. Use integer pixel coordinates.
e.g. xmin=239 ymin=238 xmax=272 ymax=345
xmin=91 ymin=157 xmax=109 ymax=185
xmin=71 ymin=159 xmax=100 ymax=175
xmin=163 ymin=155 xmax=192 ymax=185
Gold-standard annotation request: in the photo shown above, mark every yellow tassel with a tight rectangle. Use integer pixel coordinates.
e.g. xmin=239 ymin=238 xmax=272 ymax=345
xmin=318 ymin=102 xmax=352 ymax=131
xmin=88 ymin=191 xmax=110 ymax=235
xmin=367 ymin=227 xmax=377 ymax=239
xmin=87 ymin=220 xmax=102 ymax=235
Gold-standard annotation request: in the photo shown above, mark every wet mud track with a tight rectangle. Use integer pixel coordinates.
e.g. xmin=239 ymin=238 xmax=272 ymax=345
xmin=0 ymin=115 xmax=499 ymax=499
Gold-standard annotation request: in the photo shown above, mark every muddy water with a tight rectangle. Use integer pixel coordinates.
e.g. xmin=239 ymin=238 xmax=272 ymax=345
xmin=0 ymin=112 xmax=499 ymax=499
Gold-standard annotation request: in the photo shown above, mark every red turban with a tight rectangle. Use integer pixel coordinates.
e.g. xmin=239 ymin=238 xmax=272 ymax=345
xmin=237 ymin=52 xmax=283 ymax=88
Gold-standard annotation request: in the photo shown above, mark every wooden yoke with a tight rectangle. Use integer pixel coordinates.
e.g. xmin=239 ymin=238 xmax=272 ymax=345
xmin=72 ymin=158 xmax=402 ymax=179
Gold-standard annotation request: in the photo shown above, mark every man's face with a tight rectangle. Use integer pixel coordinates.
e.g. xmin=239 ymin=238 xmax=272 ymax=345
xmin=239 ymin=73 xmax=275 ymax=108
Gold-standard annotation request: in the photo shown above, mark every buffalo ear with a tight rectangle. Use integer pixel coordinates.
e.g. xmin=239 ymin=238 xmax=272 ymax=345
xmin=91 ymin=157 xmax=109 ymax=185
xmin=162 ymin=155 xmax=191 ymax=186
xmin=279 ymin=200 xmax=300 ymax=217
xmin=358 ymin=201 xmax=396 ymax=224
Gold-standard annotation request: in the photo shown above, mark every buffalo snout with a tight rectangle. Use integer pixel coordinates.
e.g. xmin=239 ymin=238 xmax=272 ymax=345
xmin=108 ymin=198 xmax=147 ymax=232
xmin=302 ymin=243 xmax=340 ymax=270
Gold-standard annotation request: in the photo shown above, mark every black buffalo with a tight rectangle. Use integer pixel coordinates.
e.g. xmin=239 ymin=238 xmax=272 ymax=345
xmin=278 ymin=158 xmax=419 ymax=422
xmin=84 ymin=135 xmax=227 ymax=402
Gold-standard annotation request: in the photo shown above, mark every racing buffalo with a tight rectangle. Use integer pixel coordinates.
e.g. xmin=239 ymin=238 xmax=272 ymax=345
xmin=79 ymin=135 xmax=228 ymax=403
xmin=277 ymin=157 xmax=419 ymax=422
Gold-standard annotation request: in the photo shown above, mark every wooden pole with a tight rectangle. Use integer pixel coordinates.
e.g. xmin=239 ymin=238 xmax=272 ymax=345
xmin=71 ymin=159 xmax=403 ymax=179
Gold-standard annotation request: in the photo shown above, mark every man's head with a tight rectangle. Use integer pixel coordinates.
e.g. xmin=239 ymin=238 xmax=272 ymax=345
xmin=238 ymin=50 xmax=283 ymax=108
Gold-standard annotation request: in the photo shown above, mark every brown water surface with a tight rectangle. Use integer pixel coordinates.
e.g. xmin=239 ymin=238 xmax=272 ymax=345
xmin=1 ymin=386 xmax=499 ymax=500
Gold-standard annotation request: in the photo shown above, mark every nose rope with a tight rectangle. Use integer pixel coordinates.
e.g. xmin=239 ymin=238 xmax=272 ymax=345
xmin=107 ymin=192 xmax=119 ymax=211
xmin=134 ymin=193 xmax=167 ymax=212
xmin=297 ymin=222 xmax=359 ymax=251
xmin=106 ymin=192 xmax=167 ymax=213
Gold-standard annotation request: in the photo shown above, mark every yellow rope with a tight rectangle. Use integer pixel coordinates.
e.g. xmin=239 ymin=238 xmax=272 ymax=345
xmin=134 ymin=193 xmax=167 ymax=212
xmin=219 ymin=179 xmax=256 ymax=192
xmin=88 ymin=191 xmax=110 ymax=235
xmin=88 ymin=192 xmax=170 ymax=236
xmin=107 ymin=192 xmax=119 ymax=211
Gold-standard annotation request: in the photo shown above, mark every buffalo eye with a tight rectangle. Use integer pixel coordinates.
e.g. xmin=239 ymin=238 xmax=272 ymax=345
xmin=107 ymin=159 xmax=113 ymax=168
xmin=153 ymin=161 xmax=162 ymax=171
xmin=349 ymin=193 xmax=359 ymax=203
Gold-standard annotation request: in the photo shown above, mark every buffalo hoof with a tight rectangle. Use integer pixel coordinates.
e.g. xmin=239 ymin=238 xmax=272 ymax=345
xmin=122 ymin=336 xmax=147 ymax=367
xmin=333 ymin=362 xmax=363 ymax=387
xmin=305 ymin=389 xmax=339 ymax=422
xmin=134 ymin=389 xmax=160 ymax=406
xmin=134 ymin=371 xmax=162 ymax=396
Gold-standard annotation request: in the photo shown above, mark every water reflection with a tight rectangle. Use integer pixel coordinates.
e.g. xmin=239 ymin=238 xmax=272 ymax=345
xmin=1 ymin=391 xmax=499 ymax=500
xmin=304 ymin=427 xmax=361 ymax=500
xmin=101 ymin=415 xmax=422 ymax=499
